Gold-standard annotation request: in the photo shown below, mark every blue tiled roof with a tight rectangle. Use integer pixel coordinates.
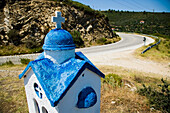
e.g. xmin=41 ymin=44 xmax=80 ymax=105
xmin=19 ymin=52 xmax=104 ymax=107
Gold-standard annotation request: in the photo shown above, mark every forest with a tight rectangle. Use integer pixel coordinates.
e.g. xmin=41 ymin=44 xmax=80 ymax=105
xmin=102 ymin=10 xmax=170 ymax=38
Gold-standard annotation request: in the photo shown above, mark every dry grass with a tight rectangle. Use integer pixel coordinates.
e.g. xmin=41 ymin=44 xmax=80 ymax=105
xmin=135 ymin=37 xmax=170 ymax=63
xmin=100 ymin=84 xmax=161 ymax=113
xmin=98 ymin=65 xmax=169 ymax=113
xmin=0 ymin=65 xmax=28 ymax=113
xmin=98 ymin=65 xmax=169 ymax=87
xmin=0 ymin=64 xmax=168 ymax=113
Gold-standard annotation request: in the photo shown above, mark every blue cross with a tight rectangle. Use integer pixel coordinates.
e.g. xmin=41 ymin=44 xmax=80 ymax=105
xmin=51 ymin=11 xmax=65 ymax=29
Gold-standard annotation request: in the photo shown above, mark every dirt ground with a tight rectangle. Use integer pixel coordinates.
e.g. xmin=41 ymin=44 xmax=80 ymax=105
xmin=85 ymin=50 xmax=170 ymax=78
xmin=1 ymin=50 xmax=169 ymax=112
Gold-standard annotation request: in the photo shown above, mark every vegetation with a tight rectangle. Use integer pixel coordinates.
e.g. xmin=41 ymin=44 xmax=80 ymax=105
xmin=96 ymin=37 xmax=107 ymax=44
xmin=0 ymin=61 xmax=14 ymax=66
xmin=7 ymin=29 xmax=21 ymax=46
xmin=0 ymin=44 xmax=43 ymax=56
xmin=102 ymin=73 xmax=122 ymax=87
xmin=136 ymin=35 xmax=170 ymax=62
xmin=70 ymin=30 xmax=85 ymax=48
xmin=0 ymin=65 xmax=28 ymax=113
xmin=20 ymin=58 xmax=30 ymax=65
xmin=102 ymin=10 xmax=170 ymax=38
xmin=53 ymin=0 xmax=99 ymax=15
xmin=25 ymin=39 xmax=40 ymax=49
xmin=96 ymin=37 xmax=121 ymax=45
xmin=70 ymin=1 xmax=95 ymax=15
xmin=138 ymin=79 xmax=170 ymax=112
xmin=99 ymin=65 xmax=166 ymax=113
xmin=0 ymin=64 xmax=169 ymax=113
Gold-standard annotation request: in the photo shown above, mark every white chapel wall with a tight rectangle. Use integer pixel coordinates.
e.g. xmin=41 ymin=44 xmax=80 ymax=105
xmin=57 ymin=68 xmax=101 ymax=113
xmin=24 ymin=69 xmax=59 ymax=113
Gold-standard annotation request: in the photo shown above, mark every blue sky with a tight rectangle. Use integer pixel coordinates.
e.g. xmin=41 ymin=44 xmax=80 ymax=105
xmin=72 ymin=0 xmax=170 ymax=12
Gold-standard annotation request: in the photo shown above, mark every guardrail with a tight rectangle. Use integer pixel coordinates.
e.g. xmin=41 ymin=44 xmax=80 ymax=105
xmin=141 ymin=35 xmax=161 ymax=54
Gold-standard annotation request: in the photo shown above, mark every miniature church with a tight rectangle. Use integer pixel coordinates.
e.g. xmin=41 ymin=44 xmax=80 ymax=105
xmin=19 ymin=11 xmax=105 ymax=113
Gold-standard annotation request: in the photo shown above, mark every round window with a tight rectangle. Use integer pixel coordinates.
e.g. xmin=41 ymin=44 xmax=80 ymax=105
xmin=77 ymin=87 xmax=97 ymax=108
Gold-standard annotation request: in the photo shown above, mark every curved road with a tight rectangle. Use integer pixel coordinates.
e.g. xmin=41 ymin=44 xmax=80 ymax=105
xmin=77 ymin=32 xmax=155 ymax=54
xmin=0 ymin=33 xmax=155 ymax=64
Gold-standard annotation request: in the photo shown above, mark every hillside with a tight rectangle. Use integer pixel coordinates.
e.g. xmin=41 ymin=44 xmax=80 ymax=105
xmin=0 ymin=0 xmax=118 ymax=55
xmin=102 ymin=10 xmax=170 ymax=38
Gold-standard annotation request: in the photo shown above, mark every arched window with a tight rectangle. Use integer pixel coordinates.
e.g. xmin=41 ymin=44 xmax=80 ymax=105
xmin=33 ymin=99 xmax=40 ymax=113
xmin=42 ymin=107 xmax=48 ymax=113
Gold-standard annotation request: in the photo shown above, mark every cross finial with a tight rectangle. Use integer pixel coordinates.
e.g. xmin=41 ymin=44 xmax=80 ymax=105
xmin=51 ymin=11 xmax=65 ymax=29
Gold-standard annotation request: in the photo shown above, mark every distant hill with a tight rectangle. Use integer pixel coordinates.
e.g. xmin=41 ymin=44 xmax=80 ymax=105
xmin=102 ymin=10 xmax=170 ymax=38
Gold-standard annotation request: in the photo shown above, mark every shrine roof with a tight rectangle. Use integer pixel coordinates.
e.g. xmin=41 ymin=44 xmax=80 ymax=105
xmin=19 ymin=52 xmax=104 ymax=107
xmin=42 ymin=29 xmax=76 ymax=51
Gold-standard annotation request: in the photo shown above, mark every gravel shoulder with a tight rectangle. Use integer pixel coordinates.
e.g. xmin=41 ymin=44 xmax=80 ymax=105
xmin=84 ymin=50 xmax=170 ymax=78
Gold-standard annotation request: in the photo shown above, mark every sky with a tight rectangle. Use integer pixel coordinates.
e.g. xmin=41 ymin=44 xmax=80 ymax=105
xmin=72 ymin=0 xmax=170 ymax=12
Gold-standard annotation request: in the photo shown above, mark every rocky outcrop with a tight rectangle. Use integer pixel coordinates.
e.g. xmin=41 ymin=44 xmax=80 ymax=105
xmin=0 ymin=0 xmax=116 ymax=47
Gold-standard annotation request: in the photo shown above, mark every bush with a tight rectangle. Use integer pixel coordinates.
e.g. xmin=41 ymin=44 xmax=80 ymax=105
xmin=102 ymin=74 xmax=122 ymax=87
xmin=71 ymin=1 xmax=95 ymax=15
xmin=0 ymin=61 xmax=14 ymax=66
xmin=7 ymin=29 xmax=21 ymax=46
xmin=20 ymin=58 xmax=30 ymax=64
xmin=138 ymin=78 xmax=170 ymax=112
xmin=25 ymin=39 xmax=38 ymax=49
xmin=70 ymin=30 xmax=84 ymax=48
xmin=105 ymin=40 xmax=112 ymax=44
xmin=96 ymin=37 xmax=107 ymax=44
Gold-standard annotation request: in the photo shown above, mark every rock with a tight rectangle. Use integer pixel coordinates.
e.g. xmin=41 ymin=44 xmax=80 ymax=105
xmin=3 ymin=40 xmax=8 ymax=45
xmin=1 ymin=0 xmax=116 ymax=47
xmin=0 ymin=26 xmax=5 ymax=32
xmin=40 ymin=35 xmax=45 ymax=40
xmin=35 ymin=33 xmax=40 ymax=37
xmin=80 ymin=28 xmax=85 ymax=34
xmin=19 ymin=30 xmax=25 ymax=35
xmin=111 ymin=101 xmax=116 ymax=104
xmin=86 ymin=25 xmax=93 ymax=32
xmin=0 ymin=35 xmax=4 ymax=40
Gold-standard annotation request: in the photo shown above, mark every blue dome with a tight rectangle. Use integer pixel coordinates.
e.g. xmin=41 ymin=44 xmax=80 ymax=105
xmin=42 ymin=29 xmax=76 ymax=50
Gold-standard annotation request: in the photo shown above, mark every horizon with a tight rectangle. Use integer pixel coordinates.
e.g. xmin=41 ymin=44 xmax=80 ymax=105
xmin=72 ymin=0 xmax=170 ymax=13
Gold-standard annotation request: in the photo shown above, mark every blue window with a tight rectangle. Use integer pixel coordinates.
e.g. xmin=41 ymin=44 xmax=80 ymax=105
xmin=34 ymin=83 xmax=42 ymax=99
xmin=77 ymin=87 xmax=97 ymax=108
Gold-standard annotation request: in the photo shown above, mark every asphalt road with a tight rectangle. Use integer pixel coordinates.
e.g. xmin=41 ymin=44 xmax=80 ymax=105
xmin=0 ymin=33 xmax=155 ymax=64
xmin=76 ymin=32 xmax=155 ymax=54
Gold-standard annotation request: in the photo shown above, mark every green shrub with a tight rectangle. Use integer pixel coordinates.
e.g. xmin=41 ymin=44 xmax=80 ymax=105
xmin=102 ymin=74 xmax=122 ymax=87
xmin=20 ymin=58 xmax=30 ymax=64
xmin=0 ymin=61 xmax=14 ymax=66
xmin=96 ymin=38 xmax=107 ymax=44
xmin=105 ymin=40 xmax=112 ymax=44
xmin=25 ymin=39 xmax=38 ymax=49
xmin=30 ymin=47 xmax=43 ymax=53
xmin=138 ymin=78 xmax=170 ymax=112
xmin=70 ymin=30 xmax=84 ymax=48
xmin=7 ymin=29 xmax=21 ymax=46
xmin=71 ymin=1 xmax=95 ymax=15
